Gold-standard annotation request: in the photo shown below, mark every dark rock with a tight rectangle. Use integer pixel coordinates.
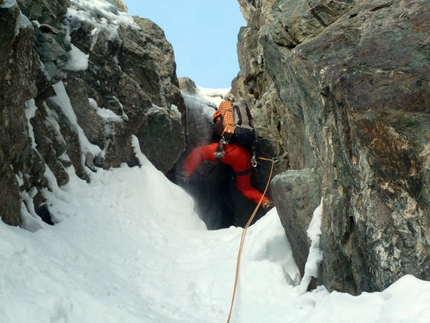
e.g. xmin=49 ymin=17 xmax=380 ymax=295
xmin=238 ymin=0 xmax=430 ymax=294
xmin=0 ymin=3 xmax=36 ymax=226
xmin=17 ymin=0 xmax=69 ymax=27
xmin=0 ymin=0 xmax=187 ymax=226
xmin=271 ymin=169 xmax=321 ymax=279
xmin=36 ymin=204 xmax=54 ymax=225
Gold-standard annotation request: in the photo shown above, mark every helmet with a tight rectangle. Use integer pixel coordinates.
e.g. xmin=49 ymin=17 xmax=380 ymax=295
xmin=212 ymin=110 xmax=222 ymax=123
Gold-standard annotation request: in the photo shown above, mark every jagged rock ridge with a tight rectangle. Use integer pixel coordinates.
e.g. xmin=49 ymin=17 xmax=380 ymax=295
xmin=1 ymin=0 xmax=185 ymax=227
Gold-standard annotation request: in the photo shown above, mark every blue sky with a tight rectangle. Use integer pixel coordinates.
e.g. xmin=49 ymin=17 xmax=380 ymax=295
xmin=122 ymin=1 xmax=246 ymax=89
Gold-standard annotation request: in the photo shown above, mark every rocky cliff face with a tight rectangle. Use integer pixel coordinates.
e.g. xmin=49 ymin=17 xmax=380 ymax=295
xmin=1 ymin=0 xmax=185 ymax=227
xmin=235 ymin=0 xmax=430 ymax=294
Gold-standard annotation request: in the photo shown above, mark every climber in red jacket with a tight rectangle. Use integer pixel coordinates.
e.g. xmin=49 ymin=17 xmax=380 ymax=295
xmin=178 ymin=109 xmax=274 ymax=211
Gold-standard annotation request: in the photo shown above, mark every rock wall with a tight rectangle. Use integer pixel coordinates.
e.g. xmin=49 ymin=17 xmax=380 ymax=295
xmin=0 ymin=1 xmax=36 ymax=226
xmin=236 ymin=0 xmax=430 ymax=294
xmin=0 ymin=0 xmax=185 ymax=227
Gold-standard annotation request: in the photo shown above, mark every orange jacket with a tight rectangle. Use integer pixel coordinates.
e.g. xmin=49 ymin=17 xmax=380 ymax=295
xmin=181 ymin=142 xmax=269 ymax=205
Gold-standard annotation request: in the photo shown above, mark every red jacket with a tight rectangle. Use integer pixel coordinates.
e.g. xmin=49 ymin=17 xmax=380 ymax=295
xmin=181 ymin=142 xmax=269 ymax=205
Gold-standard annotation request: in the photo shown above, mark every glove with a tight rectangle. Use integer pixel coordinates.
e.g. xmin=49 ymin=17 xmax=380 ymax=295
xmin=263 ymin=201 xmax=274 ymax=211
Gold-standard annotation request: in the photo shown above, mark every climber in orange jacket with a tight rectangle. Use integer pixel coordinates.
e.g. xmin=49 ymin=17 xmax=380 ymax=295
xmin=179 ymin=108 xmax=274 ymax=211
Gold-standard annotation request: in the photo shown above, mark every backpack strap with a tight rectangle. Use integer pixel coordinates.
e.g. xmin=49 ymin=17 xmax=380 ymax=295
xmin=249 ymin=112 xmax=258 ymax=167
xmin=251 ymin=143 xmax=258 ymax=167
xmin=235 ymin=168 xmax=252 ymax=176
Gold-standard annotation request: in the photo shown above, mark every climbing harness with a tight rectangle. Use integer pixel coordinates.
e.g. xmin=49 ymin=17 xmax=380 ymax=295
xmin=226 ymin=155 xmax=275 ymax=323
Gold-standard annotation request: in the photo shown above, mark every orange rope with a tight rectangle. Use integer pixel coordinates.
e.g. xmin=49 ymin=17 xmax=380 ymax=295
xmin=226 ymin=156 xmax=275 ymax=323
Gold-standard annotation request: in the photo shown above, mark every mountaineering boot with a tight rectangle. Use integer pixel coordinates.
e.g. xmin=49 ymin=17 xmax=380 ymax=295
xmin=263 ymin=201 xmax=274 ymax=211
xmin=177 ymin=169 xmax=190 ymax=186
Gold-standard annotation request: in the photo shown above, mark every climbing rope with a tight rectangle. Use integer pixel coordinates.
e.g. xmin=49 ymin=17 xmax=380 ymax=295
xmin=226 ymin=156 xmax=275 ymax=323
